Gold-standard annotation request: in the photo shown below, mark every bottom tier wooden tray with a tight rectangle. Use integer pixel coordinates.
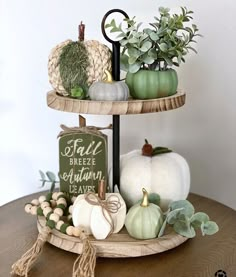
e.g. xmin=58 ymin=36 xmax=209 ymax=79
xmin=37 ymin=216 xmax=188 ymax=258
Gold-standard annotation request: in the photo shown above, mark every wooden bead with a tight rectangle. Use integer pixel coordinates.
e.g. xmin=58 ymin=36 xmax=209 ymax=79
xmin=54 ymin=208 xmax=63 ymax=217
xmin=73 ymin=227 xmax=81 ymax=237
xmin=38 ymin=195 xmax=46 ymax=204
xmin=56 ymin=220 xmax=64 ymax=230
xmin=43 ymin=207 xmax=53 ymax=217
xmin=41 ymin=202 xmax=50 ymax=209
xmin=71 ymin=196 xmax=77 ymax=203
xmin=31 ymin=199 xmax=40 ymax=206
xmin=52 ymin=192 xmax=58 ymax=200
xmin=57 ymin=198 xmax=67 ymax=207
xmin=66 ymin=226 xmax=74 ymax=236
xmin=69 ymin=205 xmax=73 ymax=214
xmin=49 ymin=213 xmax=60 ymax=223
xmin=24 ymin=204 xmax=32 ymax=213
xmin=50 ymin=200 xmax=57 ymax=208
xmin=56 ymin=192 xmax=64 ymax=199
xmin=31 ymin=206 xmax=37 ymax=215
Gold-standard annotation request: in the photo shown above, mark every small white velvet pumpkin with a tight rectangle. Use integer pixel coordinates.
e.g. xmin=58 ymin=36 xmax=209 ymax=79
xmin=72 ymin=193 xmax=126 ymax=240
xmin=88 ymin=70 xmax=129 ymax=101
xmin=113 ymin=150 xmax=190 ymax=211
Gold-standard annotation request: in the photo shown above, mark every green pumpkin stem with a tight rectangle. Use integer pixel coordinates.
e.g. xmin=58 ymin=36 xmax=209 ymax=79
xmin=145 ymin=139 xmax=149 ymax=144
xmin=141 ymin=188 xmax=149 ymax=207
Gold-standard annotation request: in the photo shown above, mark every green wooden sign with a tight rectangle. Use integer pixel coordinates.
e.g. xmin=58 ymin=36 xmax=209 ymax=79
xmin=59 ymin=132 xmax=107 ymax=196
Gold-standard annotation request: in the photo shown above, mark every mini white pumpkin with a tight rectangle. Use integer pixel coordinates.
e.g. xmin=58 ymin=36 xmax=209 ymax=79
xmin=113 ymin=149 xmax=190 ymax=211
xmin=88 ymin=70 xmax=129 ymax=101
xmin=72 ymin=193 xmax=126 ymax=240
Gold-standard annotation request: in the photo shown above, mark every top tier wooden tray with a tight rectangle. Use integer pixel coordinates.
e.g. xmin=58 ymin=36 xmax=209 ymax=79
xmin=47 ymin=90 xmax=185 ymax=115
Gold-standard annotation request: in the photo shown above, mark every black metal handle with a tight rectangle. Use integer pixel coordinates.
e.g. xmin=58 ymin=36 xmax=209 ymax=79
xmin=101 ymin=9 xmax=129 ymax=81
xmin=101 ymin=9 xmax=129 ymax=192
xmin=101 ymin=9 xmax=129 ymax=44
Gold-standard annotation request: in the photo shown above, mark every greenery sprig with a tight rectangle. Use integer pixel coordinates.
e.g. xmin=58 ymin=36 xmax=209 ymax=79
xmin=105 ymin=6 xmax=201 ymax=73
xmin=158 ymin=199 xmax=219 ymax=238
xmin=39 ymin=170 xmax=59 ymax=193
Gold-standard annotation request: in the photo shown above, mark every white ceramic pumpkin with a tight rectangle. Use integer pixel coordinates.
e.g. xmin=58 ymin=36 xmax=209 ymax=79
xmin=116 ymin=150 xmax=190 ymax=211
xmin=72 ymin=193 xmax=126 ymax=240
xmin=88 ymin=70 xmax=129 ymax=101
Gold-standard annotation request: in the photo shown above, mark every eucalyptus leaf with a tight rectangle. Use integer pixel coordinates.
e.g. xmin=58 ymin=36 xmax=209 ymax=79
xmin=169 ymin=200 xmax=195 ymax=217
xmin=201 ymin=221 xmax=219 ymax=236
xmin=191 ymin=212 xmax=209 ymax=228
xmin=128 ymin=47 xmax=140 ymax=58
xmin=46 ymin=171 xmax=56 ymax=182
xmin=173 ymin=218 xmax=196 ymax=238
xmin=159 ymin=43 xmax=168 ymax=52
xmin=149 ymin=32 xmax=159 ymax=41
xmin=120 ymin=54 xmax=129 ymax=72
xmin=148 ymin=193 xmax=161 ymax=206
xmin=128 ymin=56 xmax=138 ymax=65
xmin=129 ymin=62 xmax=141 ymax=73
xmin=128 ymin=36 xmax=139 ymax=44
xmin=143 ymin=28 xmax=152 ymax=35
xmin=148 ymin=48 xmax=158 ymax=59
xmin=140 ymin=41 xmax=152 ymax=52
xmin=166 ymin=208 xmax=184 ymax=224
xmin=120 ymin=39 xmax=128 ymax=46
xmin=39 ymin=170 xmax=45 ymax=181
xmin=142 ymin=55 xmax=155 ymax=65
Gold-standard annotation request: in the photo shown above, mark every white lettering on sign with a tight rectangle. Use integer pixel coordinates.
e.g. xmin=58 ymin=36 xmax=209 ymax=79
xmin=60 ymin=167 xmax=103 ymax=184
xmin=60 ymin=139 xmax=103 ymax=158
xmin=69 ymin=185 xmax=95 ymax=194
xmin=69 ymin=157 xmax=96 ymax=166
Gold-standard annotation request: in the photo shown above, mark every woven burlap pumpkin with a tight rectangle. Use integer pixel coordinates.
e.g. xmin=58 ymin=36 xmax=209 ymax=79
xmin=48 ymin=24 xmax=112 ymax=97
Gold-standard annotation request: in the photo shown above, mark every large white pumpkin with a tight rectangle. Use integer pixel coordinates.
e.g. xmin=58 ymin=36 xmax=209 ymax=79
xmin=116 ymin=150 xmax=190 ymax=211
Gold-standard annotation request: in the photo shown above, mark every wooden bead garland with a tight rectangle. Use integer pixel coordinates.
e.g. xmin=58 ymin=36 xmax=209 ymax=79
xmin=25 ymin=192 xmax=85 ymax=237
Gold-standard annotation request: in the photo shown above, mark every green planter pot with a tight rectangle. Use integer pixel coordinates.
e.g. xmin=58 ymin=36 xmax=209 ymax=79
xmin=125 ymin=69 xmax=178 ymax=99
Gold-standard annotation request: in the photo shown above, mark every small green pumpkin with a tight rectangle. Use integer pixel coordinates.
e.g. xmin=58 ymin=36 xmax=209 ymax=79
xmin=125 ymin=69 xmax=178 ymax=99
xmin=125 ymin=188 xmax=163 ymax=239
xmin=88 ymin=70 xmax=129 ymax=101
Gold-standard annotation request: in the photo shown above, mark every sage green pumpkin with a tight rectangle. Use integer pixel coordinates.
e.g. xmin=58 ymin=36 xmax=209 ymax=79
xmin=125 ymin=188 xmax=163 ymax=239
xmin=125 ymin=69 xmax=178 ymax=99
xmin=88 ymin=70 xmax=129 ymax=101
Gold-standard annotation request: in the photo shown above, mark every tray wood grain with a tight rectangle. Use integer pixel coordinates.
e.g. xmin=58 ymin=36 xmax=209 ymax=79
xmin=37 ymin=216 xmax=188 ymax=258
xmin=47 ymin=90 xmax=186 ymax=115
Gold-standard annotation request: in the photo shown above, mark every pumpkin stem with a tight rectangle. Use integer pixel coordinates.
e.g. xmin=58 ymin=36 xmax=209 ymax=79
xmin=141 ymin=188 xmax=149 ymax=207
xmin=78 ymin=21 xmax=85 ymax=42
xmin=98 ymin=177 xmax=106 ymax=200
xmin=104 ymin=70 xmax=113 ymax=83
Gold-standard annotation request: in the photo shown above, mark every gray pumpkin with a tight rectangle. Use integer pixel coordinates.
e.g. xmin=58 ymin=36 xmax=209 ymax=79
xmin=88 ymin=70 xmax=129 ymax=101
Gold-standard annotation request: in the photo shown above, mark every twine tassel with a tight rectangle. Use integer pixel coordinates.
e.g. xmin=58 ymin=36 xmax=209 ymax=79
xmin=72 ymin=238 xmax=96 ymax=277
xmin=11 ymin=227 xmax=51 ymax=277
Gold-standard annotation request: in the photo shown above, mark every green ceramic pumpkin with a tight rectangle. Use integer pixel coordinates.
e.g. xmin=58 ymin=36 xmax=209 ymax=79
xmin=125 ymin=188 xmax=163 ymax=239
xmin=125 ymin=69 xmax=178 ymax=99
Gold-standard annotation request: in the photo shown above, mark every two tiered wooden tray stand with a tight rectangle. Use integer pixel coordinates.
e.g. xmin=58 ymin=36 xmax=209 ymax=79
xmin=40 ymin=9 xmax=188 ymax=258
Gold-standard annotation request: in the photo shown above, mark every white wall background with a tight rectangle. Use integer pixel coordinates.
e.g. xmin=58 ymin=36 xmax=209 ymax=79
xmin=0 ymin=0 xmax=235 ymax=209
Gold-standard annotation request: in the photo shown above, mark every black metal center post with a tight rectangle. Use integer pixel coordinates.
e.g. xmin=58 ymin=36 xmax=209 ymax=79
xmin=101 ymin=9 xmax=129 ymax=191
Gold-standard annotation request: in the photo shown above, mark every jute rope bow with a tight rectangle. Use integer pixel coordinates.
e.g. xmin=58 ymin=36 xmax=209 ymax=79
xmin=57 ymin=124 xmax=112 ymax=138
xmin=84 ymin=192 xmax=122 ymax=236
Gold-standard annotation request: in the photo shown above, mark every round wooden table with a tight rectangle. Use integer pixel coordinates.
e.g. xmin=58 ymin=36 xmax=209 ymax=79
xmin=1 ymin=193 xmax=236 ymax=277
